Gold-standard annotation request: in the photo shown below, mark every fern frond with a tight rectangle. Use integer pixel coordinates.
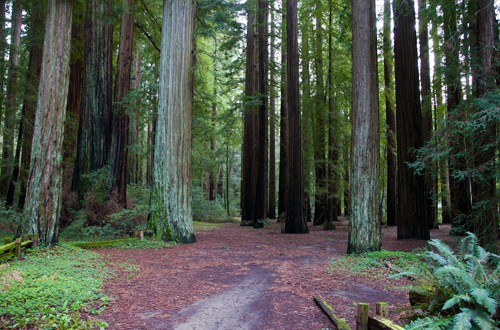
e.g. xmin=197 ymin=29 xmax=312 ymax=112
xmin=470 ymin=288 xmax=497 ymax=315
xmin=405 ymin=316 xmax=452 ymax=330
xmin=442 ymin=294 xmax=472 ymax=311
xmin=428 ymin=239 xmax=461 ymax=267
xmin=452 ymin=308 xmax=494 ymax=330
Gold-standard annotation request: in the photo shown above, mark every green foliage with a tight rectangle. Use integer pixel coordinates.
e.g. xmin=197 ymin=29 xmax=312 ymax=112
xmin=389 ymin=233 xmax=500 ymax=330
xmin=329 ymin=250 xmax=423 ymax=277
xmin=0 ymin=244 xmax=109 ymax=329
xmin=192 ymin=185 xmax=232 ymax=221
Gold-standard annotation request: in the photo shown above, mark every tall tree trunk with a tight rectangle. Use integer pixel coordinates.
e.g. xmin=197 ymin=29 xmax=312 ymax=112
xmin=72 ymin=0 xmax=113 ymax=196
xmin=148 ymin=0 xmax=196 ymax=244
xmin=284 ymin=0 xmax=307 ymax=234
xmin=472 ymin=0 xmax=498 ymax=250
xmin=129 ymin=47 xmax=141 ymax=184
xmin=343 ymin=145 xmax=350 ymax=217
xmin=312 ymin=1 xmax=327 ymax=226
xmin=253 ymin=0 xmax=268 ymax=227
xmin=6 ymin=0 xmax=46 ymax=208
xmin=418 ymin=0 xmax=438 ymax=230
xmin=277 ymin=5 xmax=288 ymax=220
xmin=22 ymin=0 xmax=73 ymax=245
xmin=0 ymin=1 xmax=22 ymax=196
xmin=268 ymin=1 xmax=276 ymax=219
xmin=383 ymin=0 xmax=397 ymax=227
xmin=348 ymin=0 xmax=380 ymax=253
xmin=393 ymin=0 xmax=429 ymax=240
xmin=110 ymin=0 xmax=135 ymax=207
xmin=241 ymin=0 xmax=258 ymax=225
xmin=0 ymin=0 xmax=6 ymax=151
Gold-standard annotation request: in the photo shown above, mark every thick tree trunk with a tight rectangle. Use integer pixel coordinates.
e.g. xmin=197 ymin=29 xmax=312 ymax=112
xmin=278 ymin=7 xmax=288 ymax=220
xmin=383 ymin=0 xmax=397 ymax=227
xmin=268 ymin=1 xmax=276 ymax=220
xmin=6 ymin=0 xmax=45 ymax=208
xmin=72 ymin=0 xmax=113 ymax=196
xmin=0 ymin=1 xmax=22 ymax=196
xmin=312 ymin=1 xmax=327 ymax=226
xmin=348 ymin=0 xmax=380 ymax=253
xmin=22 ymin=0 xmax=73 ymax=246
xmin=418 ymin=0 xmax=438 ymax=230
xmin=393 ymin=0 xmax=429 ymax=240
xmin=110 ymin=0 xmax=135 ymax=207
xmin=472 ymin=0 xmax=498 ymax=250
xmin=148 ymin=0 xmax=196 ymax=244
xmin=284 ymin=0 xmax=308 ymax=234
xmin=241 ymin=1 xmax=258 ymax=225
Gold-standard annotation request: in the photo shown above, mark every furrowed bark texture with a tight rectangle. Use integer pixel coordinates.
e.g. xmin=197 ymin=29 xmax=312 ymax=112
xmin=284 ymin=0 xmax=307 ymax=234
xmin=394 ymin=0 xmax=429 ymax=240
xmin=0 ymin=1 xmax=22 ymax=196
xmin=149 ymin=0 xmax=196 ymax=244
xmin=23 ymin=0 xmax=73 ymax=246
xmin=268 ymin=1 xmax=276 ymax=220
xmin=72 ymin=0 xmax=113 ymax=195
xmin=383 ymin=0 xmax=396 ymax=227
xmin=110 ymin=0 xmax=135 ymax=206
xmin=348 ymin=0 xmax=380 ymax=254
xmin=7 ymin=0 xmax=45 ymax=208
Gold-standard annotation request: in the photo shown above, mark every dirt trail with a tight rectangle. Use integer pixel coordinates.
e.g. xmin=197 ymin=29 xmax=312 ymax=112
xmin=98 ymin=221 xmax=453 ymax=329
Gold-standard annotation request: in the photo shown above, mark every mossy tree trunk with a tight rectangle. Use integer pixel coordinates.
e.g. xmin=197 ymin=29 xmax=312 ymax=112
xmin=348 ymin=0 xmax=380 ymax=253
xmin=72 ymin=0 xmax=113 ymax=196
xmin=6 ymin=0 xmax=45 ymax=208
xmin=23 ymin=0 xmax=73 ymax=246
xmin=110 ymin=0 xmax=135 ymax=207
xmin=284 ymin=0 xmax=308 ymax=234
xmin=148 ymin=0 xmax=196 ymax=244
xmin=0 ymin=0 xmax=22 ymax=197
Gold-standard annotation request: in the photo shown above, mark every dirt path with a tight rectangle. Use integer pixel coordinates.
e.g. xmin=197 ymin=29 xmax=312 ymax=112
xmin=97 ymin=221 xmax=454 ymax=329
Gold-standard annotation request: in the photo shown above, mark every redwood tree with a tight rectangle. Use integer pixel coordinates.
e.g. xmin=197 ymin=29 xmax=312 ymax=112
xmin=348 ymin=0 xmax=380 ymax=253
xmin=23 ymin=0 xmax=73 ymax=245
xmin=148 ymin=0 xmax=196 ymax=244
xmin=393 ymin=0 xmax=429 ymax=240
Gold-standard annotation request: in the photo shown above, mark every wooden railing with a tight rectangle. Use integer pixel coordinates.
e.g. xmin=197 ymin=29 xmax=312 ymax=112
xmin=0 ymin=234 xmax=39 ymax=261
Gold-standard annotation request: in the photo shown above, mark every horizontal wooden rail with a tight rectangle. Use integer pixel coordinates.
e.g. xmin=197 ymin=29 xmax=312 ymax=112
xmin=0 ymin=234 xmax=38 ymax=261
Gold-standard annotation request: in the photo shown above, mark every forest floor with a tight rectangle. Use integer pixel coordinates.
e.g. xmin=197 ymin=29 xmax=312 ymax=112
xmin=97 ymin=219 xmax=457 ymax=330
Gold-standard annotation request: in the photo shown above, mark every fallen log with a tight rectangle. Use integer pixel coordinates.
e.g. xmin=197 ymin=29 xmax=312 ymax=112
xmin=384 ymin=261 xmax=417 ymax=280
xmin=314 ymin=297 xmax=351 ymax=330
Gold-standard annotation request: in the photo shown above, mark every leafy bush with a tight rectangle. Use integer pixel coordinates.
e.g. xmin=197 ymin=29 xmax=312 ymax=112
xmin=329 ymin=250 xmax=423 ymax=277
xmin=0 ymin=244 xmax=109 ymax=329
xmin=390 ymin=233 xmax=500 ymax=330
xmin=192 ymin=185 xmax=231 ymax=221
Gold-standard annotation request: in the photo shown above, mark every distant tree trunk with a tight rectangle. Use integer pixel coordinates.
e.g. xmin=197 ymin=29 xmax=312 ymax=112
xmin=472 ymin=0 xmax=498 ymax=250
xmin=383 ymin=0 xmax=397 ymax=227
xmin=6 ymin=0 xmax=45 ymax=208
xmin=312 ymin=1 xmax=327 ymax=226
xmin=0 ymin=0 xmax=6 ymax=145
xmin=418 ymin=0 xmax=438 ymax=230
xmin=241 ymin=0 xmax=258 ymax=225
xmin=0 ymin=1 xmax=22 ymax=196
xmin=343 ymin=146 xmax=350 ymax=217
xmin=268 ymin=1 xmax=276 ymax=219
xmin=129 ymin=47 xmax=141 ymax=184
xmin=72 ymin=0 xmax=113 ymax=196
xmin=284 ymin=0 xmax=308 ymax=234
xmin=278 ymin=6 xmax=288 ymax=220
xmin=148 ymin=0 xmax=196 ymax=244
xmin=23 ymin=0 xmax=73 ymax=245
xmin=253 ymin=0 xmax=268 ymax=227
xmin=393 ymin=0 xmax=429 ymax=240
xmin=208 ymin=93 xmax=216 ymax=201
xmin=110 ymin=0 xmax=134 ymax=207
xmin=348 ymin=0 xmax=380 ymax=253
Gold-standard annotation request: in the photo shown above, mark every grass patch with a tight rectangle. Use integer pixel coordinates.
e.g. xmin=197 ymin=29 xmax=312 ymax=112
xmin=0 ymin=244 xmax=109 ymax=329
xmin=64 ymin=238 xmax=174 ymax=250
xmin=329 ymin=249 xmax=424 ymax=278
xmin=193 ymin=221 xmax=231 ymax=231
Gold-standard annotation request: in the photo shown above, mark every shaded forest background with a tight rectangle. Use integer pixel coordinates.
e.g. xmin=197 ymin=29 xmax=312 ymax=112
xmin=0 ymin=0 xmax=499 ymax=252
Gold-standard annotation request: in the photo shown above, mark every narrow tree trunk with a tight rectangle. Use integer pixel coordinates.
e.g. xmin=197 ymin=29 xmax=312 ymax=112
xmin=268 ymin=1 xmax=276 ymax=219
xmin=148 ymin=0 xmax=196 ymax=244
xmin=23 ymin=0 xmax=73 ymax=246
xmin=418 ymin=0 xmax=438 ymax=230
xmin=110 ymin=0 xmax=134 ymax=207
xmin=72 ymin=0 xmax=113 ymax=196
xmin=383 ymin=0 xmax=397 ymax=227
xmin=6 ymin=0 xmax=45 ymax=208
xmin=284 ymin=0 xmax=307 ymax=234
xmin=348 ymin=0 xmax=380 ymax=253
xmin=0 ymin=1 xmax=22 ymax=196
xmin=0 ymin=0 xmax=6 ymax=146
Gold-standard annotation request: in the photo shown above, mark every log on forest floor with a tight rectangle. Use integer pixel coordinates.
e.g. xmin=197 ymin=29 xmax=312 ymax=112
xmin=314 ymin=297 xmax=351 ymax=330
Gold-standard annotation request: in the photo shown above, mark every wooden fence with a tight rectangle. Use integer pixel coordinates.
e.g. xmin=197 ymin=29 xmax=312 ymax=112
xmin=0 ymin=234 xmax=38 ymax=261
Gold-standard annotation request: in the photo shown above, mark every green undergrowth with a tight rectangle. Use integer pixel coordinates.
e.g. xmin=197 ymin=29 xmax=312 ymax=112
xmin=64 ymin=237 xmax=174 ymax=250
xmin=193 ymin=220 xmax=232 ymax=231
xmin=0 ymin=243 xmax=109 ymax=329
xmin=329 ymin=249 xmax=424 ymax=278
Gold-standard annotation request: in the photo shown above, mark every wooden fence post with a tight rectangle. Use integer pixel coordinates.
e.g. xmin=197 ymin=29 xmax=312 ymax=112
xmin=376 ymin=302 xmax=388 ymax=318
xmin=15 ymin=238 xmax=22 ymax=260
xmin=4 ymin=237 xmax=11 ymax=244
xmin=33 ymin=234 xmax=39 ymax=248
xmin=356 ymin=303 xmax=369 ymax=330
xmin=139 ymin=231 xmax=144 ymax=241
